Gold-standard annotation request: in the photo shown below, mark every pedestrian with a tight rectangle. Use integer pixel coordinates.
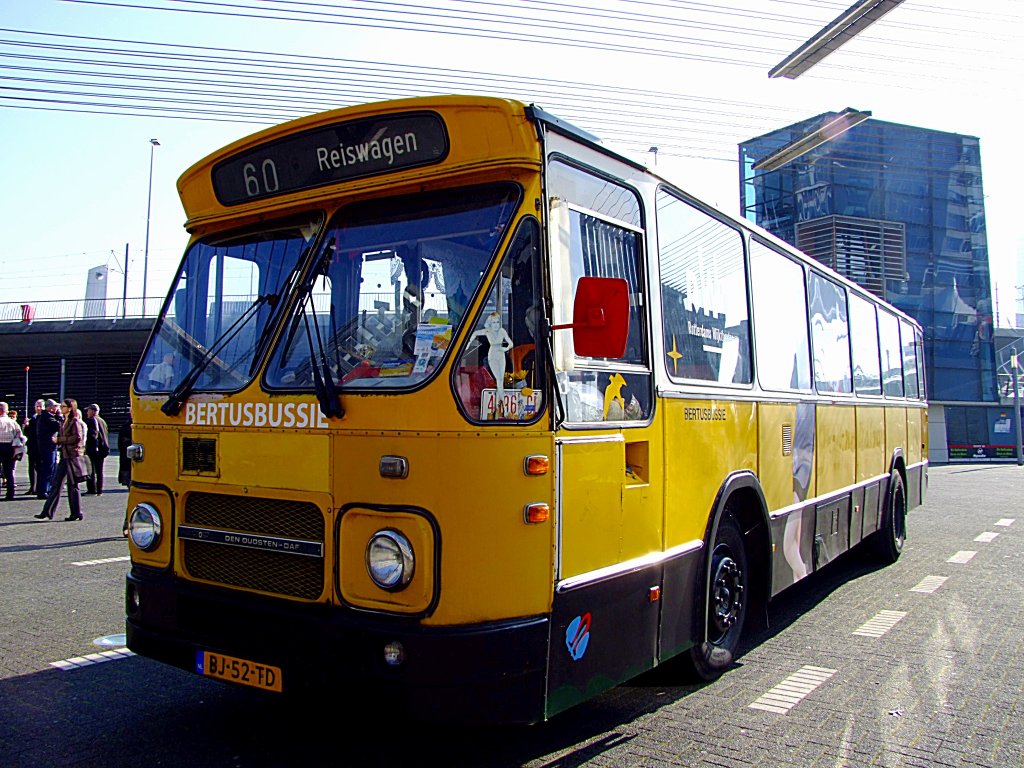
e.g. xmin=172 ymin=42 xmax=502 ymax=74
xmin=83 ymin=403 xmax=110 ymax=495
xmin=117 ymin=407 xmax=133 ymax=487
xmin=118 ymin=407 xmax=133 ymax=537
xmin=25 ymin=399 xmax=44 ymax=495
xmin=9 ymin=410 xmax=25 ymax=479
xmin=34 ymin=399 xmax=61 ymax=500
xmin=0 ymin=402 xmax=25 ymax=500
xmin=34 ymin=398 xmax=87 ymax=521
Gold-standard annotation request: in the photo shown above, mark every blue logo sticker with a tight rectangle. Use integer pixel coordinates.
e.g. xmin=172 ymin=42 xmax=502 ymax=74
xmin=565 ymin=612 xmax=591 ymax=661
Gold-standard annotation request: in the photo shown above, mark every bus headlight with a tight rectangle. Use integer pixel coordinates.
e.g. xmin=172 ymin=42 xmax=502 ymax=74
xmin=366 ymin=530 xmax=414 ymax=590
xmin=129 ymin=503 xmax=162 ymax=551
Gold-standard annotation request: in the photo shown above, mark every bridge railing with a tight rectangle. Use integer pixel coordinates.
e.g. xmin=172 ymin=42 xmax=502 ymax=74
xmin=0 ymin=297 xmax=159 ymax=323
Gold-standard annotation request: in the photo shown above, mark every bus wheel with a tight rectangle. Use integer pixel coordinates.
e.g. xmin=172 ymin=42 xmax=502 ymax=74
xmin=687 ymin=513 xmax=748 ymax=681
xmin=874 ymin=470 xmax=907 ymax=564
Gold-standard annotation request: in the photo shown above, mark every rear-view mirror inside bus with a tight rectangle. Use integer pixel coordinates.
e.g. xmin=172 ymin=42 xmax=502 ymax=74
xmin=570 ymin=276 xmax=629 ymax=358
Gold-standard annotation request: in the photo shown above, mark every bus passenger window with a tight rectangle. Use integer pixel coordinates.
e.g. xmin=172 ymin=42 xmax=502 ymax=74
xmin=849 ymin=293 xmax=882 ymax=395
xmin=556 ymin=210 xmax=651 ymax=424
xmin=454 ymin=218 xmax=546 ymax=423
xmin=900 ymin=319 xmax=920 ymax=399
xmin=656 ymin=189 xmax=750 ymax=385
xmin=547 ymin=164 xmax=651 ymax=425
xmin=808 ymin=272 xmax=852 ymax=394
xmin=749 ymin=239 xmax=811 ymax=392
xmin=878 ymin=310 xmax=904 ymax=397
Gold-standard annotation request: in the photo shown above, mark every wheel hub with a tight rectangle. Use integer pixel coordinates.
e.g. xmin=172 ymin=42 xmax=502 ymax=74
xmin=711 ymin=555 xmax=744 ymax=637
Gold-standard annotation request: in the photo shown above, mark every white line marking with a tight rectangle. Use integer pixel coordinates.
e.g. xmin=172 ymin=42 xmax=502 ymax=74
xmin=974 ymin=532 xmax=999 ymax=543
xmin=910 ymin=575 xmax=948 ymax=594
xmin=948 ymin=551 xmax=977 ymax=564
xmin=995 ymin=519 xmax=1015 ymax=527
xmin=749 ymin=666 xmax=837 ymax=714
xmin=50 ymin=647 xmax=134 ymax=670
xmin=71 ymin=555 xmax=131 ymax=567
xmin=853 ymin=610 xmax=907 ymax=638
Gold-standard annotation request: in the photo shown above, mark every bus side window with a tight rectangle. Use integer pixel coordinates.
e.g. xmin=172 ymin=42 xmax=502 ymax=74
xmin=557 ymin=209 xmax=651 ymax=423
xmin=849 ymin=293 xmax=882 ymax=396
xmin=454 ymin=218 xmax=545 ymax=423
xmin=878 ymin=309 xmax=904 ymax=398
xmin=656 ymin=189 xmax=750 ymax=385
xmin=808 ymin=272 xmax=852 ymax=395
xmin=749 ymin=239 xmax=812 ymax=393
xmin=900 ymin=319 xmax=920 ymax=399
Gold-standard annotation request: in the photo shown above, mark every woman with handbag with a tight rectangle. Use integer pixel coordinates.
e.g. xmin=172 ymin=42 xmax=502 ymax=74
xmin=34 ymin=398 xmax=87 ymax=521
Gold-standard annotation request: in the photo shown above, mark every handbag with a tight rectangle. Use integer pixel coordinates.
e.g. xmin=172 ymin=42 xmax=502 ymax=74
xmin=68 ymin=455 xmax=90 ymax=484
xmin=11 ymin=432 xmax=25 ymax=461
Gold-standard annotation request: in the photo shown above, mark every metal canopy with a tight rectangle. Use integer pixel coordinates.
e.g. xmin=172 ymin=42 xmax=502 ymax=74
xmin=751 ymin=108 xmax=872 ymax=172
xmin=769 ymin=0 xmax=907 ymax=79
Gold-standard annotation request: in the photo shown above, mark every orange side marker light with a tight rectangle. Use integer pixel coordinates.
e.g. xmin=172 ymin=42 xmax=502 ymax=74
xmin=524 ymin=455 xmax=549 ymax=476
xmin=524 ymin=503 xmax=549 ymax=524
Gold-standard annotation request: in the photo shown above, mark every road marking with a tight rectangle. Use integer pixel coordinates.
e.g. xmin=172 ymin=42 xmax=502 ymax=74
xmin=974 ymin=532 xmax=999 ymax=543
xmin=853 ymin=610 xmax=907 ymax=638
xmin=995 ymin=519 xmax=1015 ymax=527
xmin=749 ymin=666 xmax=837 ymax=714
xmin=50 ymin=647 xmax=135 ymax=671
xmin=910 ymin=575 xmax=948 ymax=594
xmin=71 ymin=555 xmax=131 ymax=567
xmin=948 ymin=551 xmax=977 ymax=564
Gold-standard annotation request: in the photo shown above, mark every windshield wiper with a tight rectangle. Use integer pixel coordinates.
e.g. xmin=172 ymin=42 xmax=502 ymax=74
xmin=161 ymin=292 xmax=278 ymax=416
xmin=249 ymin=241 xmax=319 ymax=377
xmin=297 ymin=282 xmax=345 ymax=420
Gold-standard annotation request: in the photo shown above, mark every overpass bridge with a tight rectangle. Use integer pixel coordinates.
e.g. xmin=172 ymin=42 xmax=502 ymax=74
xmin=0 ymin=297 xmax=155 ymax=430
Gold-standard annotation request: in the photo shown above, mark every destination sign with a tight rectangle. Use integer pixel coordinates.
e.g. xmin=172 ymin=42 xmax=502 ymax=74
xmin=211 ymin=111 xmax=449 ymax=206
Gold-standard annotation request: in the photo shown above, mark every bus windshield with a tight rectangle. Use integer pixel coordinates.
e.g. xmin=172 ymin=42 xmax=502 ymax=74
xmin=266 ymin=183 xmax=521 ymax=391
xmin=136 ymin=215 xmax=322 ymax=394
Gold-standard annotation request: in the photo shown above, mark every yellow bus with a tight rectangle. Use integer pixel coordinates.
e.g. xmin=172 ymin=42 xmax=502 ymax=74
xmin=124 ymin=95 xmax=927 ymax=722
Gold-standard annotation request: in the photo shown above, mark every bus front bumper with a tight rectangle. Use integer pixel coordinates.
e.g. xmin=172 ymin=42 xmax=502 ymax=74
xmin=126 ymin=567 xmax=549 ymax=723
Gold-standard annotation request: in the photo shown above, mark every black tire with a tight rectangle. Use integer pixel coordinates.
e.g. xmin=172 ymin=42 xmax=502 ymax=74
xmin=686 ymin=513 xmax=748 ymax=681
xmin=873 ymin=470 xmax=907 ymax=564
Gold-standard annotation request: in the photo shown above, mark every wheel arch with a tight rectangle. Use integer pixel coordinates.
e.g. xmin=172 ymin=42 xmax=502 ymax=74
xmin=699 ymin=470 xmax=772 ymax=641
xmin=889 ymin=448 xmax=907 ymax=487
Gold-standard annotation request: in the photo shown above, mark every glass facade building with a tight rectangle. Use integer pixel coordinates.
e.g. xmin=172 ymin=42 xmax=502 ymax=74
xmin=740 ymin=114 xmax=1000 ymax=461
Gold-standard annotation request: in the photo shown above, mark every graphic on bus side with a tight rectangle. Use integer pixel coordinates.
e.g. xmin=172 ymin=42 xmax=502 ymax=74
xmin=565 ymin=613 xmax=592 ymax=661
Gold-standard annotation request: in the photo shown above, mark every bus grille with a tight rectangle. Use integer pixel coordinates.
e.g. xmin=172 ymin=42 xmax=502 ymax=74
xmin=181 ymin=492 xmax=325 ymax=600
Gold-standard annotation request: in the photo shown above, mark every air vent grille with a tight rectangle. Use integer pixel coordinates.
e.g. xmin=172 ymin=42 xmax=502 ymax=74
xmin=796 ymin=215 xmax=906 ymax=300
xmin=182 ymin=437 xmax=217 ymax=474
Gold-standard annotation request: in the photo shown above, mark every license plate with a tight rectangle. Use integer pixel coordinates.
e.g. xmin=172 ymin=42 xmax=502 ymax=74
xmin=196 ymin=650 xmax=282 ymax=693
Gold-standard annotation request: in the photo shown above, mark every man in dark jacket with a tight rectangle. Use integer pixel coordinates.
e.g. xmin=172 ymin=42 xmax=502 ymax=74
xmin=34 ymin=399 xmax=62 ymax=500
xmin=24 ymin=399 xmax=43 ymax=495
xmin=84 ymin=403 xmax=110 ymax=495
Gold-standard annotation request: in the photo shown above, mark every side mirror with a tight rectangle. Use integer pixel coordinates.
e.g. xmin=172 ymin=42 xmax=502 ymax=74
xmin=552 ymin=276 xmax=630 ymax=358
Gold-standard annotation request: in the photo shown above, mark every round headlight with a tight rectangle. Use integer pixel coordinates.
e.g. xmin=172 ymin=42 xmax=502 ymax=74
xmin=129 ymin=503 xmax=162 ymax=551
xmin=366 ymin=530 xmax=414 ymax=590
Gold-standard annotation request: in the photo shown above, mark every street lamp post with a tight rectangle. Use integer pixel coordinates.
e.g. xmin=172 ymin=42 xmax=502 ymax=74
xmin=1012 ymin=349 xmax=1023 ymax=466
xmin=143 ymin=138 xmax=160 ymax=316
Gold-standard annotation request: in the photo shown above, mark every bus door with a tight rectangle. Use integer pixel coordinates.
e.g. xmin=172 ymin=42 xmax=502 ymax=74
xmin=543 ymin=180 xmax=661 ymax=717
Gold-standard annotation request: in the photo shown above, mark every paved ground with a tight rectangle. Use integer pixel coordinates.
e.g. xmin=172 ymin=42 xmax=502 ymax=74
xmin=1 ymin=462 xmax=1022 ymax=767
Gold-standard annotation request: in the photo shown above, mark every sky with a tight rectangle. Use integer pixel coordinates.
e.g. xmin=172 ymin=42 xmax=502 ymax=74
xmin=2 ymin=0 xmax=1022 ymax=324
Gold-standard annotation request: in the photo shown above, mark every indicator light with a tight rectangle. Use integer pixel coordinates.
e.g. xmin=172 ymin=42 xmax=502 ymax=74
xmin=524 ymin=455 xmax=549 ymax=475
xmin=379 ymin=455 xmax=409 ymax=479
xmin=524 ymin=503 xmax=549 ymax=524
